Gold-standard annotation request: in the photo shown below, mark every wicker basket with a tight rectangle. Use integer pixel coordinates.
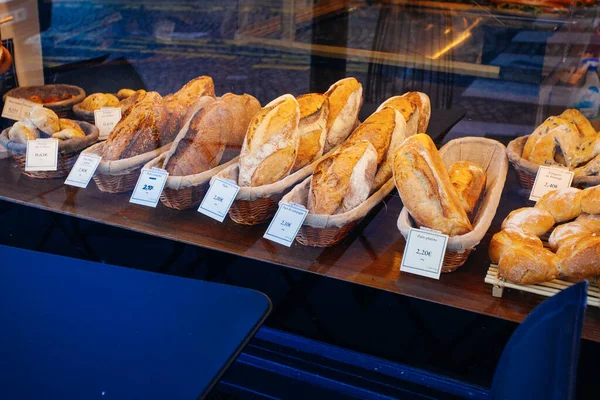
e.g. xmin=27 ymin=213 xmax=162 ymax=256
xmin=72 ymin=93 xmax=121 ymax=123
xmin=4 ymin=84 xmax=85 ymax=118
xmin=398 ymin=137 xmax=508 ymax=272
xmin=507 ymin=135 xmax=600 ymax=190
xmin=83 ymin=142 xmax=171 ymax=193
xmin=0 ymin=120 xmax=99 ymax=179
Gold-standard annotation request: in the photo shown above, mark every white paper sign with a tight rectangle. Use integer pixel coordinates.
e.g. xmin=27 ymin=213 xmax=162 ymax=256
xmin=263 ymin=203 xmax=308 ymax=247
xmin=401 ymin=228 xmax=449 ymax=280
xmin=2 ymin=97 xmax=38 ymax=121
xmin=129 ymin=168 xmax=169 ymax=207
xmin=198 ymin=178 xmax=240 ymax=222
xmin=25 ymin=139 xmax=59 ymax=171
xmin=64 ymin=153 xmax=102 ymax=188
xmin=94 ymin=107 xmax=122 ymax=140
xmin=529 ymin=166 xmax=574 ymax=202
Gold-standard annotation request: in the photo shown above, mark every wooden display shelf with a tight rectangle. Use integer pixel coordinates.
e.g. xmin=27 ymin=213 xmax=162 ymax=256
xmin=1 ymin=157 xmax=600 ymax=342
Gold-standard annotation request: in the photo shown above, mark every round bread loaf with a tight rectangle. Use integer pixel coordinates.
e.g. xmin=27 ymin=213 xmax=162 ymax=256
xmin=501 ymin=207 xmax=555 ymax=237
xmin=498 ymin=245 xmax=559 ymax=285
xmin=557 ymin=235 xmax=600 ymax=280
xmin=581 ymin=186 xmax=600 ymax=215
xmin=489 ymin=228 xmax=543 ymax=264
xmin=534 ymin=187 xmax=583 ymax=223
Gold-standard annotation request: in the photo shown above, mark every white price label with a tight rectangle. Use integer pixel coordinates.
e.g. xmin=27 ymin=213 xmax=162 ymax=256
xmin=25 ymin=139 xmax=59 ymax=171
xmin=263 ymin=203 xmax=308 ymax=247
xmin=94 ymin=107 xmax=122 ymax=140
xmin=2 ymin=97 xmax=38 ymax=121
xmin=129 ymin=168 xmax=169 ymax=207
xmin=198 ymin=178 xmax=240 ymax=222
xmin=401 ymin=228 xmax=449 ymax=280
xmin=529 ymin=166 xmax=574 ymax=202
xmin=64 ymin=153 xmax=102 ymax=188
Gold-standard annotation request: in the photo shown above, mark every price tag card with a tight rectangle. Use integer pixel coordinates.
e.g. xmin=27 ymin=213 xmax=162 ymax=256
xmin=94 ymin=107 xmax=122 ymax=140
xmin=400 ymin=228 xmax=449 ymax=280
xmin=129 ymin=168 xmax=169 ymax=208
xmin=2 ymin=97 xmax=37 ymax=121
xmin=263 ymin=203 xmax=308 ymax=247
xmin=64 ymin=153 xmax=102 ymax=188
xmin=529 ymin=166 xmax=574 ymax=202
xmin=25 ymin=139 xmax=59 ymax=171
xmin=198 ymin=178 xmax=240 ymax=222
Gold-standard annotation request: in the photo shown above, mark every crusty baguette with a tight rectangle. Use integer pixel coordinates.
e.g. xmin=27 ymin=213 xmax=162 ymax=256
xmin=448 ymin=161 xmax=487 ymax=215
xmin=498 ymin=245 xmax=560 ymax=285
xmin=376 ymin=96 xmax=419 ymax=138
xmin=323 ymin=77 xmax=363 ymax=152
xmin=308 ymin=140 xmax=377 ymax=215
xmin=534 ymin=187 xmax=583 ymax=223
xmin=501 ymin=207 xmax=555 ymax=237
xmin=402 ymin=92 xmax=431 ymax=134
xmin=238 ymin=94 xmax=300 ymax=187
xmin=219 ymin=93 xmax=261 ymax=148
xmin=489 ymin=228 xmax=543 ymax=265
xmin=392 ymin=133 xmax=473 ymax=236
xmin=292 ymin=93 xmax=329 ymax=171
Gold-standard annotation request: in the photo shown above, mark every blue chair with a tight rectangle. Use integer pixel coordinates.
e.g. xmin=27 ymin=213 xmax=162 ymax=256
xmin=491 ymin=281 xmax=588 ymax=400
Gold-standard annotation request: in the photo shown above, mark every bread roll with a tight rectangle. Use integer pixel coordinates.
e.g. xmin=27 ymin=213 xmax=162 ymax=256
xmin=498 ymin=246 xmax=559 ymax=285
xmin=448 ymin=161 xmax=487 ymax=215
xmin=28 ymin=105 xmax=60 ymax=135
xmin=402 ymin=92 xmax=431 ymax=134
xmin=489 ymin=228 xmax=543 ymax=264
xmin=59 ymin=119 xmax=84 ymax=135
xmin=581 ymin=185 xmax=600 ymax=214
xmin=575 ymin=213 xmax=600 ymax=231
xmin=534 ymin=187 xmax=582 ymax=223
xmin=105 ymin=94 xmax=119 ymax=107
xmin=238 ymin=94 xmax=300 ymax=187
xmin=81 ymin=93 xmax=109 ymax=111
xmin=52 ymin=128 xmax=85 ymax=140
xmin=557 ymin=235 xmax=600 ymax=280
xmin=308 ymin=140 xmax=377 ymax=215
xmin=376 ymin=96 xmax=419 ymax=137
xmin=323 ymin=77 xmax=362 ymax=152
xmin=393 ymin=133 xmax=472 ymax=236
xmin=548 ymin=222 xmax=595 ymax=251
xmin=8 ymin=120 xmax=39 ymax=143
xmin=117 ymin=88 xmax=138 ymax=100
xmin=501 ymin=207 xmax=555 ymax=236
xmin=292 ymin=93 xmax=329 ymax=171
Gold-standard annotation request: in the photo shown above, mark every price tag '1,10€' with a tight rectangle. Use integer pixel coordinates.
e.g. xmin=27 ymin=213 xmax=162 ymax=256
xmin=129 ymin=168 xmax=169 ymax=208
xmin=401 ymin=227 xmax=449 ymax=280
xmin=263 ymin=203 xmax=308 ymax=247
xmin=64 ymin=153 xmax=102 ymax=188
xmin=529 ymin=166 xmax=574 ymax=202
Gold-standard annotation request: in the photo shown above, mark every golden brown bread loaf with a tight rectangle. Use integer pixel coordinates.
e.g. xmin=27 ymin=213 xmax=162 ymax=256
xmin=534 ymin=187 xmax=583 ymax=223
xmin=402 ymin=92 xmax=431 ymax=134
xmin=376 ymin=96 xmax=419 ymax=138
xmin=292 ymin=93 xmax=329 ymax=171
xmin=559 ymin=109 xmax=598 ymax=138
xmin=29 ymin=106 xmax=60 ymax=135
xmin=556 ymin=235 xmax=600 ymax=280
xmin=219 ymin=93 xmax=261 ymax=148
xmin=393 ymin=134 xmax=473 ymax=236
xmin=489 ymin=228 xmax=543 ymax=264
xmin=308 ymin=140 xmax=377 ymax=215
xmin=323 ymin=78 xmax=362 ymax=152
xmin=448 ymin=161 xmax=487 ymax=215
xmin=575 ymin=213 xmax=600 ymax=231
xmin=163 ymin=101 xmax=233 ymax=176
xmin=498 ymin=245 xmax=560 ymax=285
xmin=581 ymin=185 xmax=600 ymax=214
xmin=548 ymin=221 xmax=595 ymax=252
xmin=8 ymin=120 xmax=39 ymax=143
xmin=501 ymin=207 xmax=555 ymax=237
xmin=238 ymin=94 xmax=300 ymax=187
xmin=119 ymin=90 xmax=148 ymax=117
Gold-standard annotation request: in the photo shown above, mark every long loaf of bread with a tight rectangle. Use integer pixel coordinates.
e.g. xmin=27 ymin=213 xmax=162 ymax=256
xmin=292 ymin=93 xmax=329 ymax=171
xmin=323 ymin=78 xmax=362 ymax=152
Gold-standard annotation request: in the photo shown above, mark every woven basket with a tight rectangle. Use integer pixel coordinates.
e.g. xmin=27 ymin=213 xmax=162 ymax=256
xmin=0 ymin=120 xmax=99 ymax=179
xmin=398 ymin=137 xmax=508 ymax=272
xmin=507 ymin=135 xmax=600 ymax=190
xmin=72 ymin=93 xmax=121 ymax=123
xmin=4 ymin=84 xmax=85 ymax=118
xmin=83 ymin=141 xmax=171 ymax=193
xmin=282 ymin=177 xmax=396 ymax=247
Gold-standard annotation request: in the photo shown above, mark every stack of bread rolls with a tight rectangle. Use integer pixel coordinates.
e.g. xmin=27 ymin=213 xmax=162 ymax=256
xmin=491 ymin=185 xmax=600 ymax=284
xmin=393 ymin=134 xmax=487 ymax=236
xmin=8 ymin=106 xmax=86 ymax=143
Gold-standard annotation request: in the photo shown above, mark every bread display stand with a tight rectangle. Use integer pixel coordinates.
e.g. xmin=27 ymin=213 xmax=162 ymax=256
xmin=507 ymin=135 xmax=600 ymax=190
xmin=485 ymin=264 xmax=600 ymax=307
xmin=4 ymin=84 xmax=86 ymax=118
xmin=398 ymin=137 xmax=508 ymax=272
xmin=0 ymin=121 xmax=99 ymax=179
xmin=282 ymin=177 xmax=396 ymax=247
xmin=83 ymin=142 xmax=171 ymax=193
xmin=145 ymin=154 xmax=238 ymax=210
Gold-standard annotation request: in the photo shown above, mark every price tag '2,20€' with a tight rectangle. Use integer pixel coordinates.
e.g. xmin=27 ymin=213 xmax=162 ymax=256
xmin=198 ymin=178 xmax=240 ymax=222
xmin=529 ymin=166 xmax=574 ymax=202
xmin=64 ymin=153 xmax=102 ymax=188
xmin=25 ymin=139 xmax=59 ymax=171
xmin=263 ymin=203 xmax=309 ymax=247
xmin=401 ymin=227 xmax=449 ymax=280
xmin=129 ymin=168 xmax=169 ymax=208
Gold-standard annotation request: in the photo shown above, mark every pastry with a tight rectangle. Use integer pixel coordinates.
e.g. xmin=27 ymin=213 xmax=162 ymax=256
xmin=219 ymin=93 xmax=261 ymax=149
xmin=323 ymin=77 xmax=363 ymax=152
xmin=7 ymin=120 xmax=39 ymax=143
xmin=238 ymin=94 xmax=300 ymax=187
xmin=52 ymin=128 xmax=85 ymax=140
xmin=28 ymin=106 xmax=60 ymax=135
xmin=557 ymin=235 xmax=600 ymax=280
xmin=534 ymin=187 xmax=582 ymax=223
xmin=501 ymin=207 xmax=555 ymax=236
xmin=308 ymin=140 xmax=377 ymax=215
xmin=448 ymin=161 xmax=487 ymax=215
xmin=292 ymin=93 xmax=329 ymax=171
xmin=581 ymin=185 xmax=600 ymax=214
xmin=498 ymin=245 xmax=560 ymax=285
xmin=392 ymin=133 xmax=472 ymax=236
xmin=489 ymin=228 xmax=543 ymax=264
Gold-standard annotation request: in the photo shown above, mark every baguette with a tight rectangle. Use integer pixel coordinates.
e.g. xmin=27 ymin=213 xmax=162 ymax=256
xmin=292 ymin=93 xmax=329 ymax=171
xmin=376 ymin=96 xmax=419 ymax=137
xmin=323 ymin=77 xmax=362 ymax=152
xmin=402 ymin=92 xmax=431 ymax=133
xmin=448 ymin=161 xmax=486 ymax=215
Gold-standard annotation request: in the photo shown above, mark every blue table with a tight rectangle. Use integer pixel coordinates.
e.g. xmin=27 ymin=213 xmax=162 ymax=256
xmin=0 ymin=245 xmax=271 ymax=399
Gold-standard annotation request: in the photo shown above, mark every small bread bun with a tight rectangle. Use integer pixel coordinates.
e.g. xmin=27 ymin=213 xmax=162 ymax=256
xmin=28 ymin=105 xmax=60 ymax=135
xmin=498 ymin=245 xmax=559 ymax=285
xmin=489 ymin=228 xmax=543 ymax=264
xmin=534 ymin=187 xmax=583 ymax=223
xmin=557 ymin=235 xmax=600 ymax=280
xmin=8 ymin=120 xmax=40 ymax=143
xmin=501 ymin=207 xmax=555 ymax=237
xmin=117 ymin=88 xmax=137 ymax=99
xmin=81 ymin=93 xmax=109 ymax=111
xmin=105 ymin=94 xmax=119 ymax=107
xmin=581 ymin=186 xmax=600 ymax=215
xmin=52 ymin=128 xmax=85 ymax=140
xmin=548 ymin=222 xmax=595 ymax=251
xmin=59 ymin=119 xmax=84 ymax=134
